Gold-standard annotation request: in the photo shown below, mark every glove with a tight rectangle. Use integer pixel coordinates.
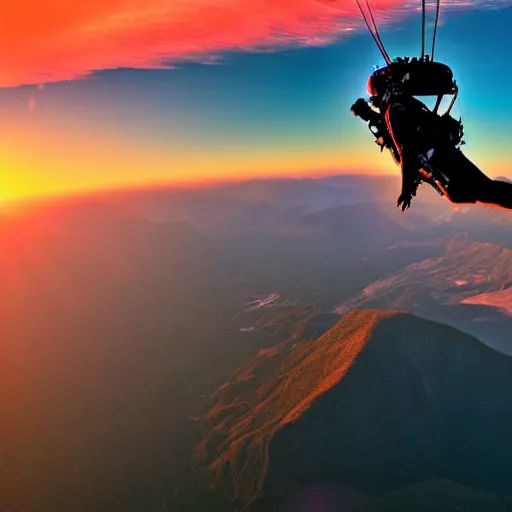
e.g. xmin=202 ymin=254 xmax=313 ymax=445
xmin=397 ymin=191 xmax=412 ymax=212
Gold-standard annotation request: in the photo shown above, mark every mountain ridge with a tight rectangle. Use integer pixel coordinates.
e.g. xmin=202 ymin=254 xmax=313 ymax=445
xmin=195 ymin=309 xmax=512 ymax=511
xmin=194 ymin=309 xmax=397 ymax=506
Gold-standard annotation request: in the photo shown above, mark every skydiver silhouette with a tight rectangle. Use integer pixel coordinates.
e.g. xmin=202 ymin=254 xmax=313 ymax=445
xmin=351 ymin=65 xmax=512 ymax=212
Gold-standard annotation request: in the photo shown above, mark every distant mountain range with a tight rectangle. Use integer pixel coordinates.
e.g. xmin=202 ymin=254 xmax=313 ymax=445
xmin=196 ymin=310 xmax=512 ymax=511
xmin=2 ymin=175 xmax=511 ymax=512
xmin=280 ymin=202 xmax=409 ymax=246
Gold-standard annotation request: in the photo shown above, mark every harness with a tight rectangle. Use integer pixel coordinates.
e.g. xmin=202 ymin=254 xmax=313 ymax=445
xmin=379 ymin=77 xmax=465 ymax=154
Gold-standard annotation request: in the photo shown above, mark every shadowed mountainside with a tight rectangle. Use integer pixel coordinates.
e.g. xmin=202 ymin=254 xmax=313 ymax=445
xmin=194 ymin=310 xmax=390 ymax=505
xmin=195 ymin=310 xmax=512 ymax=511
xmin=250 ymin=479 xmax=509 ymax=512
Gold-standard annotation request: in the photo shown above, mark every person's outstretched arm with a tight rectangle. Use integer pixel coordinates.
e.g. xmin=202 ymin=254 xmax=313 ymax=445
xmin=384 ymin=102 xmax=419 ymax=210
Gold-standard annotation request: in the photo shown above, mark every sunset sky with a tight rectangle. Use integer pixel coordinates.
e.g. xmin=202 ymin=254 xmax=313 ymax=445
xmin=1 ymin=0 xmax=511 ymax=203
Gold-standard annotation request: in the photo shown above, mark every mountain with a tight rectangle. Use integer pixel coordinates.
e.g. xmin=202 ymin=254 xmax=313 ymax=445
xmin=337 ymin=234 xmax=512 ymax=354
xmin=449 ymin=204 xmax=512 ymax=226
xmin=318 ymin=174 xmax=457 ymax=215
xmin=222 ymin=175 xmax=456 ymax=233
xmin=435 ymin=203 xmax=512 ymax=248
xmin=86 ymin=175 xmax=511 ymax=243
xmin=104 ymin=175 xmax=458 ymax=239
xmin=220 ymin=178 xmax=359 ymax=211
xmin=195 ymin=310 xmax=512 ymax=511
xmin=108 ymin=187 xmax=285 ymax=237
xmin=281 ymin=202 xmax=408 ymax=245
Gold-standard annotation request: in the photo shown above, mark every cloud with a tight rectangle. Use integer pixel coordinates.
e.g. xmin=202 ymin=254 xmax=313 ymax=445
xmin=0 ymin=0 xmax=497 ymax=88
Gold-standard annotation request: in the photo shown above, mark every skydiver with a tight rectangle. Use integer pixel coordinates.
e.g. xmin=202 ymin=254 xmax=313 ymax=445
xmin=351 ymin=67 xmax=512 ymax=212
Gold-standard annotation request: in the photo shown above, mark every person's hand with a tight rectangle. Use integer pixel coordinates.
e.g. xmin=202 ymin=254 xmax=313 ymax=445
xmin=397 ymin=191 xmax=412 ymax=212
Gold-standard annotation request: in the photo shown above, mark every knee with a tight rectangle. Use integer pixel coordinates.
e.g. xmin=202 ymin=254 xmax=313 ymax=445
xmin=476 ymin=178 xmax=499 ymax=203
xmin=445 ymin=180 xmax=482 ymax=204
xmin=446 ymin=191 xmax=477 ymax=204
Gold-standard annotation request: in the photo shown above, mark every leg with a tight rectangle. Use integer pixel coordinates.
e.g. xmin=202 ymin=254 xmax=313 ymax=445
xmin=427 ymin=146 xmax=509 ymax=208
xmin=477 ymin=179 xmax=512 ymax=210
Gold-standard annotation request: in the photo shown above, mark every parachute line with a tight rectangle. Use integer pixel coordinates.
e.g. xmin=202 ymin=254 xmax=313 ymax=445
xmin=431 ymin=0 xmax=441 ymax=61
xmin=355 ymin=0 xmax=392 ymax=65
xmin=421 ymin=0 xmax=426 ymax=59
xmin=366 ymin=0 xmax=391 ymax=64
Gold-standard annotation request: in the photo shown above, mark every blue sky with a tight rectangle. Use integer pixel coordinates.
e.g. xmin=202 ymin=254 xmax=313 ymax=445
xmin=1 ymin=0 xmax=511 ymax=201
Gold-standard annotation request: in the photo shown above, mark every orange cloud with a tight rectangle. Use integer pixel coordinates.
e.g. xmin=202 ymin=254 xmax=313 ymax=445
xmin=0 ymin=0 xmax=489 ymax=88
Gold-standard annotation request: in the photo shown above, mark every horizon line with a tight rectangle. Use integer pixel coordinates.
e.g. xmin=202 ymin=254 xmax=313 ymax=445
xmin=0 ymin=171 xmax=400 ymax=212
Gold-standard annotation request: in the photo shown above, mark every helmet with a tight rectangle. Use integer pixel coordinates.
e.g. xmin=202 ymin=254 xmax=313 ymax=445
xmin=366 ymin=65 xmax=393 ymax=98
